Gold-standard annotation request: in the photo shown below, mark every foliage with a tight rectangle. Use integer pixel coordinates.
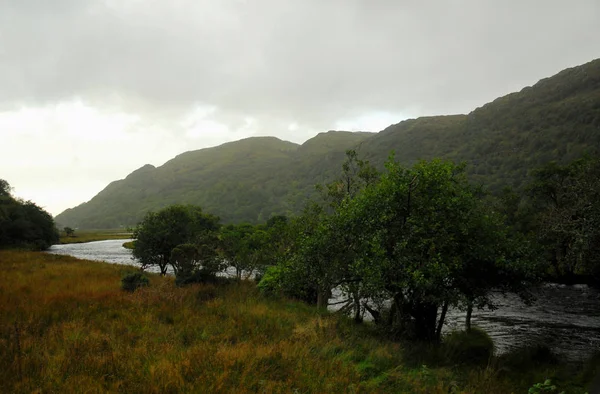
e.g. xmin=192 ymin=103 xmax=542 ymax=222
xmin=132 ymin=204 xmax=220 ymax=275
xmin=121 ymin=271 xmax=150 ymax=292
xmin=219 ymin=223 xmax=263 ymax=279
xmin=527 ymin=155 xmax=600 ymax=282
xmin=528 ymin=380 xmax=564 ymax=394
xmin=443 ymin=328 xmax=494 ymax=366
xmin=63 ymin=227 xmax=75 ymax=237
xmin=122 ymin=240 xmax=135 ymax=249
xmin=0 ymin=179 xmax=59 ymax=250
xmin=259 ymin=156 xmax=536 ymax=342
xmin=171 ymin=238 xmax=223 ymax=286
xmin=55 ymin=59 xmax=600 ymax=229
xmin=498 ymin=344 xmax=559 ymax=371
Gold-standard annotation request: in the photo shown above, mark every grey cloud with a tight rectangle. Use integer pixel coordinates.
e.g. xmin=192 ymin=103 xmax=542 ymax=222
xmin=1 ymin=0 xmax=599 ymax=130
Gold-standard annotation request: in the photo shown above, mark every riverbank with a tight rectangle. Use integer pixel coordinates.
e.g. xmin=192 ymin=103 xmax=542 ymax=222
xmin=0 ymin=250 xmax=595 ymax=393
xmin=58 ymin=229 xmax=133 ymax=244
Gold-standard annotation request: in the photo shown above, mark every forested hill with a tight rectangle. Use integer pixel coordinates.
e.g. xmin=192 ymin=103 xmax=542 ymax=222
xmin=56 ymin=58 xmax=600 ymax=229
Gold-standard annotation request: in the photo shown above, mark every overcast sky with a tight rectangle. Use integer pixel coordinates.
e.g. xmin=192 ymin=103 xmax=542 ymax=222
xmin=1 ymin=0 xmax=598 ymax=216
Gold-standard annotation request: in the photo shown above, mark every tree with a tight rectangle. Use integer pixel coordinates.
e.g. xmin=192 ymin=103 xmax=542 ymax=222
xmin=132 ymin=205 xmax=220 ymax=275
xmin=0 ymin=179 xmax=59 ymax=250
xmin=338 ymin=158 xmax=532 ymax=341
xmin=528 ymin=155 xmax=600 ymax=282
xmin=63 ymin=227 xmax=75 ymax=237
xmin=219 ymin=223 xmax=268 ymax=279
xmin=298 ymin=150 xmax=379 ymax=313
xmin=0 ymin=179 xmax=11 ymax=197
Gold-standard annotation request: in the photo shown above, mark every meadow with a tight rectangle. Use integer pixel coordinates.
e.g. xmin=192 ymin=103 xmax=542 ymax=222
xmin=0 ymin=250 xmax=595 ymax=393
xmin=59 ymin=229 xmax=133 ymax=244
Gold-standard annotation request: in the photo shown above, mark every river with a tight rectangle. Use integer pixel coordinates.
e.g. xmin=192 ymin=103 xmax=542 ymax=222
xmin=47 ymin=239 xmax=600 ymax=361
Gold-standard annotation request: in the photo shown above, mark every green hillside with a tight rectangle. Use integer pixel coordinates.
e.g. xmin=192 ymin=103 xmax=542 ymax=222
xmin=56 ymin=59 xmax=600 ymax=229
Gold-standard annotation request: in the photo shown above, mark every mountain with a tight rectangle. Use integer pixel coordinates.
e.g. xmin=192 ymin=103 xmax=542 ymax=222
xmin=56 ymin=59 xmax=600 ymax=229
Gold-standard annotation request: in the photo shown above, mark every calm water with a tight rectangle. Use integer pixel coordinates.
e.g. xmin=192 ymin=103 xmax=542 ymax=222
xmin=48 ymin=239 xmax=600 ymax=360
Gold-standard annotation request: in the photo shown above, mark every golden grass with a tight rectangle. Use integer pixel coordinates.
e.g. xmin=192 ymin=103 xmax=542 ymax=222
xmin=59 ymin=229 xmax=133 ymax=244
xmin=0 ymin=250 xmax=590 ymax=393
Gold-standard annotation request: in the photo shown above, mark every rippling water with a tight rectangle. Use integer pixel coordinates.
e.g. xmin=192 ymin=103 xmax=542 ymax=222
xmin=443 ymin=287 xmax=600 ymax=360
xmin=48 ymin=239 xmax=600 ymax=360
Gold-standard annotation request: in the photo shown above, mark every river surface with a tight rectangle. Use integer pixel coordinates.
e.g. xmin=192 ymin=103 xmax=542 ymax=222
xmin=47 ymin=239 xmax=600 ymax=361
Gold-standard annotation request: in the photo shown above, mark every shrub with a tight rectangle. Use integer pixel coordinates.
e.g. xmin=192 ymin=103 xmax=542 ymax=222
xmin=175 ymin=269 xmax=218 ymax=287
xmin=258 ymin=265 xmax=317 ymax=303
xmin=257 ymin=265 xmax=283 ymax=296
xmin=528 ymin=379 xmax=564 ymax=393
xmin=443 ymin=327 xmax=494 ymax=366
xmin=499 ymin=343 xmax=559 ymax=370
xmin=121 ymin=272 xmax=150 ymax=292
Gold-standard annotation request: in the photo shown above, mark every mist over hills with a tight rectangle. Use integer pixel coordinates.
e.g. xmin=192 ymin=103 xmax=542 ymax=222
xmin=56 ymin=59 xmax=600 ymax=229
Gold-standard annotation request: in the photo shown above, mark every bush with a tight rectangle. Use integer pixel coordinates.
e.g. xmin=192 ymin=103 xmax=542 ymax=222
xmin=498 ymin=343 xmax=559 ymax=370
xmin=175 ymin=269 xmax=219 ymax=287
xmin=443 ymin=327 xmax=494 ymax=366
xmin=257 ymin=265 xmax=284 ymax=296
xmin=121 ymin=272 xmax=150 ymax=292
xmin=258 ymin=265 xmax=317 ymax=303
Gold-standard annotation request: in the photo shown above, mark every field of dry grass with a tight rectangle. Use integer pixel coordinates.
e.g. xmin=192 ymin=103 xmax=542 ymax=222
xmin=0 ymin=250 xmax=591 ymax=393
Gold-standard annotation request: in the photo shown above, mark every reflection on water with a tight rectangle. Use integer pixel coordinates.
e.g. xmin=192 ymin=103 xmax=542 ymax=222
xmin=48 ymin=240 xmax=600 ymax=360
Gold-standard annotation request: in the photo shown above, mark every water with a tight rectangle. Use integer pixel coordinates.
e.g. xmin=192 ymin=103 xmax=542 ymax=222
xmin=48 ymin=239 xmax=140 ymax=266
xmin=48 ymin=240 xmax=600 ymax=361
xmin=443 ymin=286 xmax=600 ymax=360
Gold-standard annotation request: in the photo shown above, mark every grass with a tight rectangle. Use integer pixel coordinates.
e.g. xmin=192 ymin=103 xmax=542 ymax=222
xmin=59 ymin=229 xmax=133 ymax=244
xmin=0 ymin=250 xmax=594 ymax=393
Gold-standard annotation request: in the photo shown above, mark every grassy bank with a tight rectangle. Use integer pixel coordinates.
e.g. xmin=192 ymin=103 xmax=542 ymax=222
xmin=0 ymin=250 xmax=593 ymax=393
xmin=59 ymin=229 xmax=133 ymax=244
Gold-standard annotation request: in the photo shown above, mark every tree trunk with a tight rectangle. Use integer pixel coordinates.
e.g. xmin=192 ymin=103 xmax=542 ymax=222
xmin=388 ymin=294 xmax=402 ymax=326
xmin=412 ymin=302 xmax=439 ymax=341
xmin=363 ymin=303 xmax=381 ymax=324
xmin=352 ymin=289 xmax=362 ymax=323
xmin=436 ymin=300 xmax=449 ymax=342
xmin=316 ymin=285 xmax=329 ymax=310
xmin=465 ymin=301 xmax=473 ymax=332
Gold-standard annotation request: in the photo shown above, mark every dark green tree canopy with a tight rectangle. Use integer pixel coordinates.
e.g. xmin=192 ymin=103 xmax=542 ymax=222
xmin=0 ymin=179 xmax=59 ymax=250
xmin=132 ymin=204 xmax=220 ymax=275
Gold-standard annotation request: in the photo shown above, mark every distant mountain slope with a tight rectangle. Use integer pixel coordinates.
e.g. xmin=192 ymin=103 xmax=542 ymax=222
xmin=56 ymin=59 xmax=600 ymax=229
xmin=364 ymin=58 xmax=600 ymax=190
xmin=56 ymin=133 xmax=374 ymax=228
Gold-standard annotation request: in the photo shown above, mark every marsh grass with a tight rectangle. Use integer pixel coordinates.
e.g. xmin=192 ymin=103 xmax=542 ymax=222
xmin=0 ymin=250 xmax=592 ymax=393
xmin=59 ymin=229 xmax=133 ymax=244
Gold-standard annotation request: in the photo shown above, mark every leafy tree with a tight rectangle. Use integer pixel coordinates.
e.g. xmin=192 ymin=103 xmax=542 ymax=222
xmin=132 ymin=205 xmax=220 ymax=275
xmin=259 ymin=206 xmax=323 ymax=304
xmin=294 ymin=150 xmax=379 ymax=314
xmin=63 ymin=227 xmax=75 ymax=237
xmin=219 ymin=223 xmax=270 ymax=279
xmin=0 ymin=179 xmax=59 ymax=250
xmin=333 ymin=158 xmax=532 ymax=341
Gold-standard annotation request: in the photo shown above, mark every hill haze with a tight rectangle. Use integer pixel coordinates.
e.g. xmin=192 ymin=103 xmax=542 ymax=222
xmin=56 ymin=59 xmax=600 ymax=229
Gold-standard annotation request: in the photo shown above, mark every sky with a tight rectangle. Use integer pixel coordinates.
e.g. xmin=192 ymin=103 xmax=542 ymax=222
xmin=1 ymin=0 xmax=598 ymax=216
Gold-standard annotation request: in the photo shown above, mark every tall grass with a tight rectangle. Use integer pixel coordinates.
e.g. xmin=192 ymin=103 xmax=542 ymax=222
xmin=0 ymin=250 xmax=592 ymax=393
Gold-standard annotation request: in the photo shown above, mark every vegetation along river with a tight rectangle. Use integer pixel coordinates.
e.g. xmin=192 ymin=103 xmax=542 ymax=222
xmin=48 ymin=239 xmax=600 ymax=361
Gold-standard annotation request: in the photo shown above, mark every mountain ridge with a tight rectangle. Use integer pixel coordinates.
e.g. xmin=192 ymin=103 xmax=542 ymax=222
xmin=56 ymin=58 xmax=600 ymax=228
